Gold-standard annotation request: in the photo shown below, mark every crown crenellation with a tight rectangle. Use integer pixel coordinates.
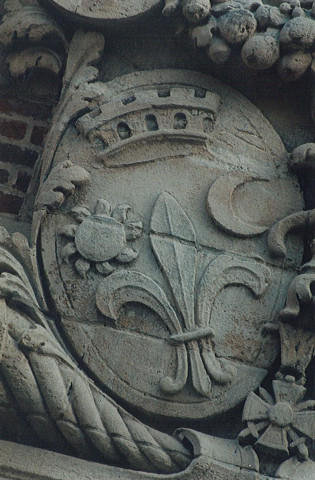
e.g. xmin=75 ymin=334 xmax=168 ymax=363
xmin=75 ymin=86 xmax=221 ymax=156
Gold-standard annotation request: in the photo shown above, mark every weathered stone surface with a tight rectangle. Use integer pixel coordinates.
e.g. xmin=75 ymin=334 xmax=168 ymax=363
xmin=183 ymin=0 xmax=315 ymax=80
xmin=0 ymin=1 xmax=315 ymax=478
xmin=0 ymin=2 xmax=67 ymax=78
xmin=38 ymin=70 xmax=304 ymax=422
xmin=0 ymin=438 xmax=283 ymax=480
xmin=41 ymin=0 xmax=163 ymax=24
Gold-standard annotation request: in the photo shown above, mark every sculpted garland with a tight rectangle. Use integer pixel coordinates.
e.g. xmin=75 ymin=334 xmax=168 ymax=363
xmin=0 ymin=2 xmax=315 ymax=480
xmin=1 ymin=0 xmax=315 ymax=81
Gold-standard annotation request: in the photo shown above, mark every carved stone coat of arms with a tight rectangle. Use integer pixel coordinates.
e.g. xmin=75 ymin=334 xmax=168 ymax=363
xmin=38 ymin=70 xmax=303 ymax=421
xmin=1 ymin=1 xmax=315 ymax=477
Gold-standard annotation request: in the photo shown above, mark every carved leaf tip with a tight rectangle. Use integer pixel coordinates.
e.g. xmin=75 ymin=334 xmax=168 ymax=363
xmin=150 ymin=192 xmax=196 ymax=242
xmin=0 ymin=229 xmax=48 ymax=316
xmin=35 ymin=161 xmax=90 ymax=211
xmin=62 ymin=30 xmax=105 ymax=90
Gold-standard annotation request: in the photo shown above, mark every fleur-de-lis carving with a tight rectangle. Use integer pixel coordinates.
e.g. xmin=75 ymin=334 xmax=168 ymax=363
xmin=96 ymin=193 xmax=271 ymax=397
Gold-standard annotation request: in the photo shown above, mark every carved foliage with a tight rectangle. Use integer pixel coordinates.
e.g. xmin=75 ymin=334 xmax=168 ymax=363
xmin=35 ymin=160 xmax=90 ymax=212
xmin=32 ymin=160 xmax=90 ymax=245
xmin=39 ymin=30 xmax=105 ymax=187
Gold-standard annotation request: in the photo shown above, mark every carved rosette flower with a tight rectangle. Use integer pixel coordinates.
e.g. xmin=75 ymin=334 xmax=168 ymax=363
xmin=239 ymin=378 xmax=315 ymax=460
xmin=59 ymin=199 xmax=143 ymax=277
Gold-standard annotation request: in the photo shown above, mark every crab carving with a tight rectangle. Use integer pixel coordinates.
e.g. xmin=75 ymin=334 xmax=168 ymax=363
xmin=59 ymin=199 xmax=143 ymax=277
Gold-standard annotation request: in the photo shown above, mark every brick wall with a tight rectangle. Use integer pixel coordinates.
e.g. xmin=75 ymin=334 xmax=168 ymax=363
xmin=0 ymin=96 xmax=52 ymax=216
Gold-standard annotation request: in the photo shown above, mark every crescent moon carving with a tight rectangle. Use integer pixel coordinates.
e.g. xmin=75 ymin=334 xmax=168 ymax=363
xmin=206 ymin=174 xmax=270 ymax=237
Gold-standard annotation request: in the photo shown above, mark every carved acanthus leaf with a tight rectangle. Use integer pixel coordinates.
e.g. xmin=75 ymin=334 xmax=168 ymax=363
xmin=35 ymin=161 xmax=90 ymax=211
xmin=61 ymin=29 xmax=105 ymax=93
xmin=32 ymin=160 xmax=90 ymax=245
xmin=0 ymin=227 xmax=46 ymax=311
xmin=39 ymin=30 xmax=105 ymax=188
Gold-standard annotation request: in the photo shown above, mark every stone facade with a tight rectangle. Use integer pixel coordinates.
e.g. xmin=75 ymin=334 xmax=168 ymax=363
xmin=0 ymin=0 xmax=315 ymax=479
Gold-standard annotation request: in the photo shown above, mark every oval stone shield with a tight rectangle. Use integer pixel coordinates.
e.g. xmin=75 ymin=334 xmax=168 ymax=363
xmin=40 ymin=70 xmax=304 ymax=420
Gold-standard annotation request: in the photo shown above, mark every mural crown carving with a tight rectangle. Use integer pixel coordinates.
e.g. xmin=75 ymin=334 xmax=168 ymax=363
xmin=75 ymin=86 xmax=221 ymax=163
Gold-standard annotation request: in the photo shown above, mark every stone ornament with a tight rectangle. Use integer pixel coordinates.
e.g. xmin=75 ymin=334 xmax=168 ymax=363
xmin=59 ymin=199 xmax=143 ymax=277
xmin=239 ymin=379 xmax=315 ymax=458
xmin=236 ymin=143 xmax=315 ymax=472
xmin=96 ymin=192 xmax=271 ymax=399
xmin=2 ymin=0 xmax=315 ymax=82
xmin=0 ymin=226 xmax=191 ymax=473
xmin=175 ymin=0 xmax=315 ymax=80
xmin=41 ymin=0 xmax=163 ymax=24
xmin=35 ymin=65 xmax=305 ymax=424
xmin=0 ymin=7 xmax=315 ymax=480
xmin=0 ymin=0 xmax=68 ymax=78
xmin=0 ymin=25 xmax=312 ymax=474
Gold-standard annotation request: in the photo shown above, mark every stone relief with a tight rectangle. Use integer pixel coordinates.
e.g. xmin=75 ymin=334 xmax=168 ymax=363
xmin=166 ymin=0 xmax=315 ymax=80
xmin=0 ymin=1 xmax=315 ymax=479
xmin=0 ymin=229 xmax=191 ymax=473
xmin=239 ymin=378 xmax=315 ymax=459
xmin=59 ymin=199 xmax=143 ymax=277
xmin=0 ymin=0 xmax=67 ymax=79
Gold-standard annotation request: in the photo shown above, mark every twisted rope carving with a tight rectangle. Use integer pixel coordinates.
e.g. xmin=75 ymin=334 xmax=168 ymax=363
xmin=0 ymin=307 xmax=191 ymax=473
xmin=0 ymin=228 xmax=191 ymax=473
